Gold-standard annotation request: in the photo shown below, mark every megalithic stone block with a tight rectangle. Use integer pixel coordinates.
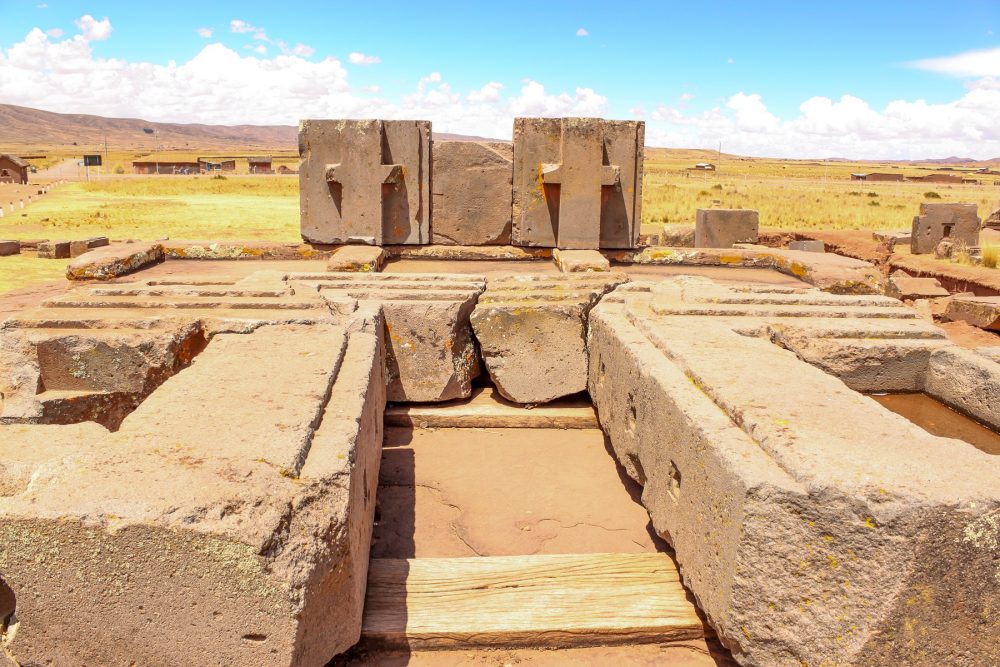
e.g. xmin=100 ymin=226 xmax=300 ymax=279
xmin=299 ymin=119 xmax=431 ymax=245
xmin=910 ymin=202 xmax=980 ymax=254
xmin=512 ymin=117 xmax=644 ymax=250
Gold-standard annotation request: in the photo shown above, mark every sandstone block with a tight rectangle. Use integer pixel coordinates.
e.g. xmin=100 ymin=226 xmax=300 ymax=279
xmin=432 ymin=141 xmax=512 ymax=245
xmin=289 ymin=272 xmax=485 ymax=402
xmin=37 ymin=240 xmax=70 ymax=259
xmin=553 ymin=248 xmax=610 ymax=272
xmin=471 ymin=273 xmax=627 ymax=403
xmin=327 ymin=245 xmax=387 ymax=272
xmin=0 ymin=241 xmax=18 ymax=256
xmin=872 ymin=229 xmax=911 ymax=247
xmin=945 ymin=295 xmax=1000 ymax=330
xmin=788 ymin=239 xmax=824 ymax=252
xmin=661 ymin=223 xmax=695 ymax=247
xmin=886 ymin=271 xmax=949 ymax=300
xmin=694 ymin=209 xmax=759 ymax=248
xmin=0 ymin=321 xmax=386 ymax=666
xmin=299 ymin=119 xmax=430 ymax=246
xmin=512 ymin=117 xmax=643 ymax=249
xmin=66 ymin=242 xmax=164 ymax=280
xmin=588 ymin=277 xmax=999 ymax=666
xmin=911 ymin=202 xmax=980 ymax=254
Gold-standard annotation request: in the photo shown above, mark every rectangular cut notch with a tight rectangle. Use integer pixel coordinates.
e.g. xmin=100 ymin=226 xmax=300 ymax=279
xmin=300 ymin=119 xmax=430 ymax=245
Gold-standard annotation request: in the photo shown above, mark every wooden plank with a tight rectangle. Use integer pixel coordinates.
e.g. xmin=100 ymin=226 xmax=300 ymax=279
xmin=384 ymin=386 xmax=598 ymax=429
xmin=361 ymin=553 xmax=708 ymax=649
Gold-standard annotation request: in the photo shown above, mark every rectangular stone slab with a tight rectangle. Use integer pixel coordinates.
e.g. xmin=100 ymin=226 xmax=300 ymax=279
xmin=587 ymin=277 xmax=1000 ymax=666
xmin=910 ymin=202 xmax=980 ymax=254
xmin=431 ymin=141 xmax=512 ymax=245
xmin=512 ymin=117 xmax=643 ymax=250
xmin=299 ymin=119 xmax=430 ymax=245
xmin=694 ymin=209 xmax=759 ymax=248
xmin=0 ymin=321 xmax=386 ymax=666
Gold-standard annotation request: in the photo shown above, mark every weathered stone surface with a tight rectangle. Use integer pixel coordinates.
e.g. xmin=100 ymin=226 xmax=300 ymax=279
xmin=66 ymin=242 xmax=164 ymax=280
xmin=935 ymin=239 xmax=955 ymax=259
xmin=661 ymin=224 xmax=696 ymax=247
xmin=386 ymin=244 xmax=550 ymax=261
xmin=471 ymin=273 xmax=627 ymax=403
xmin=0 ymin=320 xmax=386 ymax=666
xmin=37 ymin=240 xmax=70 ymax=259
xmin=0 ymin=241 xmax=18 ymax=256
xmin=69 ymin=236 xmax=109 ymax=258
xmin=788 ymin=239 xmax=824 ymax=253
xmin=164 ymin=240 xmax=330 ymax=260
xmin=945 ymin=295 xmax=1000 ymax=330
xmin=432 ymin=141 xmax=512 ymax=245
xmin=512 ymin=117 xmax=643 ymax=249
xmin=553 ymin=248 xmax=610 ymax=272
xmin=911 ymin=202 xmax=980 ymax=254
xmin=872 ymin=229 xmax=911 ymax=245
xmin=607 ymin=246 xmax=884 ymax=294
xmin=289 ymin=272 xmax=485 ymax=402
xmin=694 ymin=209 xmax=759 ymax=248
xmin=299 ymin=119 xmax=430 ymax=246
xmin=588 ymin=276 xmax=999 ymax=666
xmin=327 ymin=245 xmax=387 ymax=272
xmin=886 ymin=271 xmax=950 ymax=300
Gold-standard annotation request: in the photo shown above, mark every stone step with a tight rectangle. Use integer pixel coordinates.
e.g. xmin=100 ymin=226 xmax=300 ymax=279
xmin=384 ymin=386 xmax=597 ymax=428
xmin=361 ymin=553 xmax=707 ymax=650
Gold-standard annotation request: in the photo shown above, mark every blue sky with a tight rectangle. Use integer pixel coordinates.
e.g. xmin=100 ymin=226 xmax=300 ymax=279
xmin=1 ymin=1 xmax=999 ymax=158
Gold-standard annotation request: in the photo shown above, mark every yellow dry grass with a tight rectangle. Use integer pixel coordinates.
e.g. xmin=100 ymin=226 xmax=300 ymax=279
xmin=0 ymin=254 xmax=69 ymax=294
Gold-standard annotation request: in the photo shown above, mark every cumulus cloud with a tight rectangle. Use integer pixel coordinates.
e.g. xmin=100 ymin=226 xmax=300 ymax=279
xmin=576 ymin=28 xmax=589 ymax=37
xmin=196 ymin=27 xmax=213 ymax=38
xmin=74 ymin=15 xmax=111 ymax=41
xmin=45 ymin=28 xmax=63 ymax=38
xmin=347 ymin=51 xmax=380 ymax=65
xmin=911 ymin=46 xmax=1000 ymax=78
xmin=279 ymin=41 xmax=315 ymax=57
xmin=230 ymin=19 xmax=269 ymax=42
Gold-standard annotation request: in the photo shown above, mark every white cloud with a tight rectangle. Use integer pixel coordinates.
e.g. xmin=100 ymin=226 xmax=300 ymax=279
xmin=347 ymin=51 xmax=380 ymax=65
xmin=576 ymin=28 xmax=589 ymax=37
xmin=679 ymin=92 xmax=694 ymax=104
xmin=74 ymin=15 xmax=112 ymax=41
xmin=467 ymin=81 xmax=503 ymax=103
xmin=196 ymin=27 xmax=213 ymax=38
xmin=45 ymin=28 xmax=63 ymax=38
xmin=911 ymin=46 xmax=1000 ymax=78
xmin=254 ymin=44 xmax=267 ymax=55
xmin=230 ymin=19 xmax=269 ymax=43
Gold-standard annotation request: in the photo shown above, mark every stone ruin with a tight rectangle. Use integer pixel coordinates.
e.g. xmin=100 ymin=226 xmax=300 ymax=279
xmin=910 ymin=202 xmax=981 ymax=254
xmin=0 ymin=117 xmax=998 ymax=667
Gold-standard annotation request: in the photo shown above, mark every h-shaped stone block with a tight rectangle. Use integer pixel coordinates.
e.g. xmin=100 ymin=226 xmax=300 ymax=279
xmin=512 ymin=117 xmax=644 ymax=250
xmin=299 ymin=119 xmax=431 ymax=245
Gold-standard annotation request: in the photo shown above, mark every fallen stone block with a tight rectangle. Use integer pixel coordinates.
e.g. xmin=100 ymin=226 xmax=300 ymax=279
xmin=886 ymin=271 xmax=950 ymax=300
xmin=944 ymin=295 xmax=1000 ymax=330
xmin=163 ymin=240 xmax=329 ymax=260
xmin=553 ymin=248 xmax=610 ymax=272
xmin=788 ymin=239 xmax=824 ymax=253
xmin=66 ymin=242 xmax=164 ymax=280
xmin=0 ymin=321 xmax=386 ymax=666
xmin=512 ymin=117 xmax=643 ymax=249
xmin=471 ymin=273 xmax=627 ymax=403
xmin=37 ymin=240 xmax=70 ymax=259
xmin=16 ymin=239 xmax=47 ymax=251
xmin=300 ymin=119 xmax=430 ymax=245
xmin=872 ymin=230 xmax=911 ymax=246
xmin=289 ymin=272 xmax=485 ymax=402
xmin=588 ymin=277 xmax=999 ymax=666
xmin=694 ymin=209 xmax=759 ymax=248
xmin=69 ymin=236 xmax=110 ymax=258
xmin=0 ymin=241 xmax=18 ymax=256
xmin=432 ymin=141 xmax=513 ymax=245
xmin=911 ymin=202 xmax=980 ymax=254
xmin=661 ymin=223 xmax=695 ymax=247
xmin=327 ymin=245 xmax=387 ymax=272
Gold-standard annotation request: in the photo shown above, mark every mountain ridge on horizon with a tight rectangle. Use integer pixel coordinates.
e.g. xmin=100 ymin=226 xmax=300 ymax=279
xmin=1 ymin=103 xmax=998 ymax=164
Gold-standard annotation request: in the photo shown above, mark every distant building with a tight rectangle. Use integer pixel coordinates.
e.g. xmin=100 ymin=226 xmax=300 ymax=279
xmin=132 ymin=155 xmax=200 ymax=175
xmin=851 ymin=172 xmax=904 ymax=182
xmin=0 ymin=154 xmax=29 ymax=184
xmin=249 ymin=156 xmax=273 ymax=174
xmin=910 ymin=173 xmax=964 ymax=184
xmin=688 ymin=162 xmax=716 ymax=172
xmin=198 ymin=159 xmax=236 ymax=173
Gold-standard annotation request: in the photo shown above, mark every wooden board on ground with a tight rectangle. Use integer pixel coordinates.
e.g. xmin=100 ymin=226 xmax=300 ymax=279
xmin=384 ymin=386 xmax=598 ymax=429
xmin=361 ymin=552 xmax=708 ymax=649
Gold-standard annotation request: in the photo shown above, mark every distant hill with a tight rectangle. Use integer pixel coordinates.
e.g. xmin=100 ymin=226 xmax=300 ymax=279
xmin=0 ymin=104 xmax=502 ymax=152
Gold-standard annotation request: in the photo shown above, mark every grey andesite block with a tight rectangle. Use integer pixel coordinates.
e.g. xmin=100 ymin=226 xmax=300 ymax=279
xmin=694 ymin=209 xmax=759 ymax=248
xmin=0 ymin=240 xmax=19 ymax=256
xmin=299 ymin=119 xmax=431 ymax=246
xmin=910 ymin=202 xmax=980 ymax=254
xmin=431 ymin=141 xmax=513 ymax=245
xmin=512 ymin=117 xmax=644 ymax=250
xmin=588 ymin=277 xmax=1000 ymax=666
xmin=37 ymin=240 xmax=70 ymax=259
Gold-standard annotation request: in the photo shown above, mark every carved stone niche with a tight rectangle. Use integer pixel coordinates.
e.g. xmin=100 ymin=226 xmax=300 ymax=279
xmin=299 ymin=119 xmax=431 ymax=245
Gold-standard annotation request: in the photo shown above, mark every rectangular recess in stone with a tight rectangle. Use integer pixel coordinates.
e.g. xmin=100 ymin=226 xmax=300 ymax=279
xmin=512 ymin=117 xmax=643 ymax=250
xmin=299 ymin=119 xmax=431 ymax=245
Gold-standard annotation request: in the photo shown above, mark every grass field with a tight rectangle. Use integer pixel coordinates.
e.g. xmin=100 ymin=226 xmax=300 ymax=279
xmin=0 ymin=149 xmax=998 ymax=295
